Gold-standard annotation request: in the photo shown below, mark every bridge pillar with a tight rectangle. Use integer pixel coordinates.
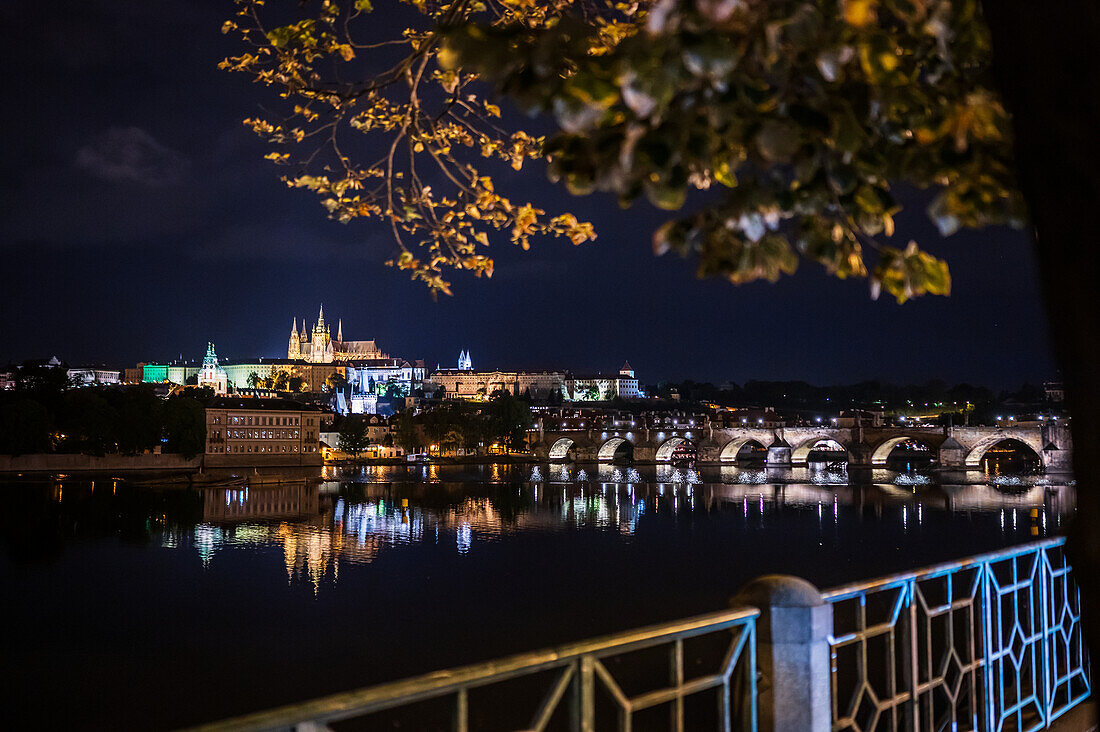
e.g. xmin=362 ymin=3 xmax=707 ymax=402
xmin=767 ymin=437 xmax=792 ymax=467
xmin=732 ymin=576 xmax=831 ymax=732
xmin=1041 ymin=422 xmax=1074 ymax=473
xmin=938 ymin=436 xmax=968 ymax=469
xmin=847 ymin=441 xmax=873 ymax=468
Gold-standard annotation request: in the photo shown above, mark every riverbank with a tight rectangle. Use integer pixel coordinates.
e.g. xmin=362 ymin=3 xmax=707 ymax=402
xmin=327 ymin=454 xmax=538 ymax=467
xmin=0 ymin=452 xmax=322 ymax=476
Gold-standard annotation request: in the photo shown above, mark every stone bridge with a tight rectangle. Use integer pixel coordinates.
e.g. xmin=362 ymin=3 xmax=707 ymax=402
xmin=530 ymin=421 xmax=1073 ymax=473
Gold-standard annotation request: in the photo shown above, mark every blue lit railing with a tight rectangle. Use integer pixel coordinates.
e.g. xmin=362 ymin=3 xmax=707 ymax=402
xmin=191 ymin=539 xmax=1088 ymax=732
xmin=190 ymin=606 xmax=758 ymax=732
xmin=824 ymin=537 xmax=1090 ymax=732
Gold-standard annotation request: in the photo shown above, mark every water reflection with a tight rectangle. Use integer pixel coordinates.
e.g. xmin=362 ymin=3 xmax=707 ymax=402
xmin=2 ymin=463 xmax=1079 ymax=731
xmin=186 ymin=471 xmax=1076 ymax=588
xmin=3 ymin=464 xmax=1076 ymax=595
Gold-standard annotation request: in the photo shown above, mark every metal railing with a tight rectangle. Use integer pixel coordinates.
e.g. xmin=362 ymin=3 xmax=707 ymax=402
xmin=191 ymin=538 xmax=1089 ymax=732
xmin=190 ymin=606 xmax=758 ymax=732
xmin=825 ymin=537 xmax=1090 ymax=732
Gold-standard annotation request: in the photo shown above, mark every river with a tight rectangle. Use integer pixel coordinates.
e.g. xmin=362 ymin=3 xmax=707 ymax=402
xmin=0 ymin=461 xmax=1074 ymax=729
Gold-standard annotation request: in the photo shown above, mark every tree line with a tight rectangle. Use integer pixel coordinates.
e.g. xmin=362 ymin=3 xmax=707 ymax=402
xmin=640 ymin=379 xmax=1061 ymax=425
xmin=0 ymin=365 xmax=209 ymax=458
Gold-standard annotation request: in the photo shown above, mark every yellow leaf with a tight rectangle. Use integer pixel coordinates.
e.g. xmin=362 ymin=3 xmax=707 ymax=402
xmin=843 ymin=0 xmax=877 ymax=27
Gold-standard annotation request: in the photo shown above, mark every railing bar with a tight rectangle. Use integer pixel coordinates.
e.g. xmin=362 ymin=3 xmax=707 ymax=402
xmin=592 ymin=659 xmax=631 ymax=711
xmin=528 ymin=664 xmax=575 ymax=732
xmin=629 ymin=674 xmax=725 ymax=711
xmin=823 ymin=538 xmax=1065 ymax=601
xmin=671 ymin=639 xmax=684 ymax=732
xmin=186 ymin=607 xmax=760 ymax=731
xmin=454 ymin=688 xmax=468 ymax=732
xmin=720 ymin=679 xmax=731 ymax=732
xmin=909 ymin=579 xmax=920 ymax=731
xmin=748 ymin=620 xmax=758 ymax=732
xmin=579 ymin=656 xmax=595 ymax=732
xmin=721 ymin=624 xmax=750 ymax=681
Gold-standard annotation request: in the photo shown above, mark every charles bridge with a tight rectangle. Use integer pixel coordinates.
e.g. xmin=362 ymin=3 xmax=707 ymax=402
xmin=530 ymin=417 xmax=1073 ymax=472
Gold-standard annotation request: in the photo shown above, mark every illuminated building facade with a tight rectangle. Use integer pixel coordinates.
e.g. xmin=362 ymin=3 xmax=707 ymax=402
xmin=426 ymin=354 xmax=641 ymax=402
xmin=141 ymin=362 xmax=199 ymax=385
xmin=345 ymin=359 xmax=427 ymax=414
xmin=564 ymin=362 xmax=641 ymax=401
xmin=288 ymin=305 xmax=388 ymax=364
xmin=67 ymin=367 xmax=122 ymax=387
xmin=197 ymin=343 xmax=228 ymax=395
xmin=204 ymin=397 xmax=328 ymax=464
xmin=429 ymin=366 xmax=566 ymax=400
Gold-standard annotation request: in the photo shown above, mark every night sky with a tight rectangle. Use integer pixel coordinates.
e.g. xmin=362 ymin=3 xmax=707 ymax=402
xmin=0 ymin=1 xmax=1058 ymax=388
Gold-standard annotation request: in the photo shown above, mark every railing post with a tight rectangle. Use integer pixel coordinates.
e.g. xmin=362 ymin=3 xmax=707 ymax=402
xmin=1039 ymin=545 xmax=1052 ymax=726
xmin=570 ymin=656 xmax=595 ymax=732
xmin=900 ymin=579 xmax=919 ymax=732
xmin=981 ymin=559 xmax=996 ymax=732
xmin=733 ymin=575 xmax=832 ymax=732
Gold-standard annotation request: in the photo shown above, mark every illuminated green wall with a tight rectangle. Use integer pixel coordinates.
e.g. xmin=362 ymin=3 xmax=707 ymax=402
xmin=142 ymin=364 xmax=168 ymax=383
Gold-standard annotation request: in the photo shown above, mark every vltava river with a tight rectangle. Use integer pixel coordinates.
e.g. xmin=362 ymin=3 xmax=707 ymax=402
xmin=1 ymin=463 xmax=1074 ymax=729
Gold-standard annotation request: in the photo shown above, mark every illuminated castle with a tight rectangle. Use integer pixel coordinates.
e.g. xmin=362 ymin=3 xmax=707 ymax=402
xmin=288 ymin=305 xmax=388 ymax=364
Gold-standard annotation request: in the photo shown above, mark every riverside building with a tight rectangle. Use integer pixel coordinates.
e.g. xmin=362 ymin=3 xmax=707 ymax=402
xmin=204 ymin=396 xmax=329 ymax=467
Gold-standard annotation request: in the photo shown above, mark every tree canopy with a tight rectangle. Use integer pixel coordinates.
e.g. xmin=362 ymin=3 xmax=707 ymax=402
xmin=224 ymin=0 xmax=1021 ymax=302
xmin=338 ymin=415 xmax=371 ymax=456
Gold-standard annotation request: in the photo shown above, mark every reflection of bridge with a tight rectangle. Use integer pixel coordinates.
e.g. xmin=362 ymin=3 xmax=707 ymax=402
xmin=531 ymin=421 xmax=1073 ymax=472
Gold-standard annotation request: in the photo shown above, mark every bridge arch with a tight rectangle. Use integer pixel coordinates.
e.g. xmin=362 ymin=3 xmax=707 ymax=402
xmin=548 ymin=437 xmax=575 ymax=461
xmin=719 ymin=437 xmax=768 ymax=463
xmin=870 ymin=436 xmax=939 ymax=467
xmin=597 ymin=437 xmax=634 ymax=462
xmin=656 ymin=437 xmax=696 ymax=462
xmin=965 ymin=437 xmax=1044 ymax=470
xmin=791 ymin=437 xmax=848 ymax=465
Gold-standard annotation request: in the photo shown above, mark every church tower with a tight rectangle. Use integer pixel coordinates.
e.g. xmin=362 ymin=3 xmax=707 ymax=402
xmin=458 ymin=349 xmax=473 ymax=370
xmin=198 ymin=342 xmax=228 ymax=395
xmin=310 ymin=304 xmax=334 ymax=363
xmin=288 ymin=318 xmax=301 ymax=360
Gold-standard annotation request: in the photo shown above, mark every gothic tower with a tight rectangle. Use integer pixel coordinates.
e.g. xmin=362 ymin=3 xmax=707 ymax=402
xmin=310 ymin=304 xmax=334 ymax=363
xmin=288 ymin=318 xmax=301 ymax=360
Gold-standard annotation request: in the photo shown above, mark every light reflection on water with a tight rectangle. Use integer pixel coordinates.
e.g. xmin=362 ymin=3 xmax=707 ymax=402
xmin=149 ymin=463 xmax=1079 ymax=593
xmin=1 ymin=462 xmax=1078 ymax=730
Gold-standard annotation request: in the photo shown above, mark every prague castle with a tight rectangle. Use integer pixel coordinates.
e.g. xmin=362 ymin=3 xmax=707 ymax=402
xmin=288 ymin=305 xmax=388 ymax=364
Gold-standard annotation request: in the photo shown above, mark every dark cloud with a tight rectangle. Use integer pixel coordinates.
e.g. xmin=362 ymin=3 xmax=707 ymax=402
xmin=75 ymin=127 xmax=190 ymax=187
xmin=194 ymin=222 xmax=378 ymax=262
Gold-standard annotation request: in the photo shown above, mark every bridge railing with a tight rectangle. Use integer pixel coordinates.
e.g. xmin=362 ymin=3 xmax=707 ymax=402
xmin=188 ymin=539 xmax=1089 ymax=732
xmin=825 ymin=537 xmax=1090 ymax=732
xmin=188 ymin=606 xmax=759 ymax=732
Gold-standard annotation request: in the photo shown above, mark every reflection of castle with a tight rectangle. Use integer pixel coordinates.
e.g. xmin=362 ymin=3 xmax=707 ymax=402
xmin=288 ymin=305 xmax=388 ymax=364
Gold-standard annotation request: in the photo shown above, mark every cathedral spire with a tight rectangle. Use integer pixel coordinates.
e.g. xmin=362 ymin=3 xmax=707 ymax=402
xmin=291 ymin=317 xmax=298 ymax=337
xmin=317 ymin=303 xmax=325 ymax=328
xmin=337 ymin=318 xmax=343 ymax=342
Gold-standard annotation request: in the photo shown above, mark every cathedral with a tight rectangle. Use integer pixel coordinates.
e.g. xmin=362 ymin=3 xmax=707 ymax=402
xmin=288 ymin=305 xmax=388 ymax=363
